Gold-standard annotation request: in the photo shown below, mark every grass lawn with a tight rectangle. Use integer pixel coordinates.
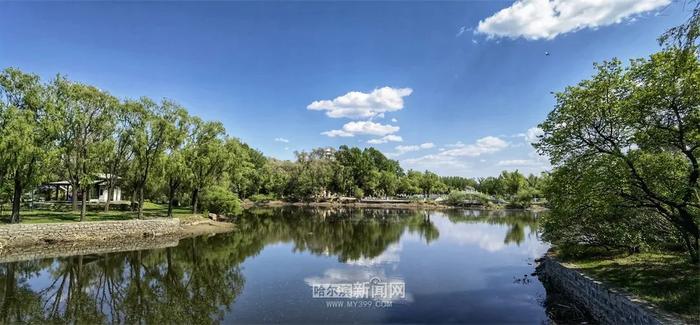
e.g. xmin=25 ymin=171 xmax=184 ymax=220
xmin=0 ymin=202 xmax=196 ymax=224
xmin=562 ymin=253 xmax=700 ymax=323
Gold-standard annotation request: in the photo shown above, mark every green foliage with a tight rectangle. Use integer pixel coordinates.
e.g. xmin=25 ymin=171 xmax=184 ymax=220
xmin=445 ymin=190 xmax=468 ymax=206
xmin=200 ymin=186 xmax=241 ymax=216
xmin=441 ymin=176 xmax=478 ymax=191
xmin=248 ymin=193 xmax=275 ymax=203
xmin=536 ymin=13 xmax=700 ymax=261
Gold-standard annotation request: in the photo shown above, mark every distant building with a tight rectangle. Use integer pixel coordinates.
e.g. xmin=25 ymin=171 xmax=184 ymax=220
xmin=42 ymin=174 xmax=122 ymax=203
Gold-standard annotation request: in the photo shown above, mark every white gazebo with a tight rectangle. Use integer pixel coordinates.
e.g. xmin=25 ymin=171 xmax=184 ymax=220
xmin=44 ymin=174 xmax=122 ymax=203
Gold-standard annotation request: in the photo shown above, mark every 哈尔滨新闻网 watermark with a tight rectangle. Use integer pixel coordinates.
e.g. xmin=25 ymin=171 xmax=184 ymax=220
xmin=311 ymin=277 xmax=405 ymax=301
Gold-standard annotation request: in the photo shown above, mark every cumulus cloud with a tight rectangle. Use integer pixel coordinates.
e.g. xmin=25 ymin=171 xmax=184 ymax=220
xmin=322 ymin=121 xmax=399 ymax=138
xmin=308 ymin=87 xmax=413 ymax=119
xmin=392 ymin=142 xmax=435 ymax=155
xmin=274 ymin=137 xmax=290 ymax=143
xmin=322 ymin=129 xmax=354 ymax=138
xmin=440 ymin=136 xmax=508 ymax=157
xmin=401 ymin=137 xmax=508 ymax=175
xmin=368 ymin=134 xmax=403 ymax=144
xmin=476 ymin=0 xmax=670 ymax=40
xmin=497 ymin=159 xmax=541 ymax=167
xmin=402 ymin=154 xmax=468 ymax=170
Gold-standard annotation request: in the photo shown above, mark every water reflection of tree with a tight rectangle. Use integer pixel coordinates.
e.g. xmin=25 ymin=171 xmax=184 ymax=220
xmin=0 ymin=207 xmax=442 ymax=323
xmin=443 ymin=209 xmax=540 ymax=246
xmin=234 ymin=207 xmax=440 ymax=261
xmin=0 ymin=236 xmax=245 ymax=324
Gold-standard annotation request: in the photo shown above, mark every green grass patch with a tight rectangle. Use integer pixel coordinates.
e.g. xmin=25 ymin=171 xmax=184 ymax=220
xmin=0 ymin=202 xmax=195 ymax=224
xmin=562 ymin=253 xmax=700 ymax=323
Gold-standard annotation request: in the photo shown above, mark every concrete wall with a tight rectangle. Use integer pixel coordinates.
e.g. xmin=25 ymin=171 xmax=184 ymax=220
xmin=0 ymin=219 xmax=181 ymax=251
xmin=536 ymin=255 xmax=685 ymax=325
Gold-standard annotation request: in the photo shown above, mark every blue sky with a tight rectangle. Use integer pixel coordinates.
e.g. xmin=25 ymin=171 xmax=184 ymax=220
xmin=0 ymin=0 xmax=691 ymax=177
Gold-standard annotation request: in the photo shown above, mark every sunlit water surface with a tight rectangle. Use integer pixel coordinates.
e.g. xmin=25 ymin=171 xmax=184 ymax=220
xmin=0 ymin=207 xmax=551 ymax=324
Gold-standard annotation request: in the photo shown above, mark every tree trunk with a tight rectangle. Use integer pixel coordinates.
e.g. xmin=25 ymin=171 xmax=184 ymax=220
xmin=191 ymin=188 xmax=199 ymax=215
xmin=138 ymin=186 xmax=144 ymax=219
xmin=167 ymin=186 xmax=175 ymax=218
xmin=71 ymin=184 xmax=78 ymax=211
xmin=80 ymin=188 xmax=87 ymax=222
xmin=678 ymin=208 xmax=699 ymax=263
xmin=104 ymin=184 xmax=113 ymax=212
xmin=131 ymin=190 xmax=137 ymax=212
xmin=10 ymin=175 xmax=22 ymax=224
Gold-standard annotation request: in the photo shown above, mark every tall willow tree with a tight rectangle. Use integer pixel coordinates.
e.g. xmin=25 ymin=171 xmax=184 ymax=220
xmin=104 ymin=101 xmax=137 ymax=212
xmin=54 ymin=77 xmax=117 ymax=221
xmin=160 ymin=107 xmax=190 ymax=218
xmin=185 ymin=118 xmax=227 ymax=214
xmin=130 ymin=99 xmax=179 ymax=219
xmin=0 ymin=68 xmax=58 ymax=223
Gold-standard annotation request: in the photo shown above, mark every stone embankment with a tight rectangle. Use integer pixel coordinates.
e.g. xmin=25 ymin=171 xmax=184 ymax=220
xmin=536 ymin=253 xmax=685 ymax=325
xmin=0 ymin=218 xmax=233 ymax=263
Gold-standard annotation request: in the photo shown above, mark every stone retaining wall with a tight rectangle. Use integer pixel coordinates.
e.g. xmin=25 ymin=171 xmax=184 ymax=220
xmin=0 ymin=219 xmax=182 ymax=255
xmin=536 ymin=254 xmax=684 ymax=325
xmin=0 ymin=235 xmax=180 ymax=263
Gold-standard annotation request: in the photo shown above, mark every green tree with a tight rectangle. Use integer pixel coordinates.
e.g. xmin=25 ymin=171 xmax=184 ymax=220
xmin=130 ymin=98 xmax=179 ymax=219
xmin=54 ymin=77 xmax=117 ymax=221
xmin=185 ymin=119 xmax=227 ymax=214
xmin=536 ymin=18 xmax=700 ymax=261
xmin=0 ymin=68 xmax=58 ymax=223
xmin=104 ymin=101 xmax=138 ymax=212
xmin=160 ymin=107 xmax=190 ymax=217
xmin=419 ymin=171 xmax=442 ymax=198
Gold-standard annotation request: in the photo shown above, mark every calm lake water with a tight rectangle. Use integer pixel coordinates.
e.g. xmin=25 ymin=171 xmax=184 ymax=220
xmin=0 ymin=207 xmax=552 ymax=324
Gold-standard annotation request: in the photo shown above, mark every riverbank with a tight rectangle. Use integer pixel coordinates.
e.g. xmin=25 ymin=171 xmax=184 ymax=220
xmin=536 ymin=250 xmax=696 ymax=324
xmin=0 ymin=216 xmax=234 ymax=262
xmin=244 ymin=200 xmax=548 ymax=212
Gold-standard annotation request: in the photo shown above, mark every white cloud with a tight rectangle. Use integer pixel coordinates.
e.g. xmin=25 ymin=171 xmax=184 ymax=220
xmin=367 ymin=134 xmax=403 ymax=144
xmin=476 ymin=0 xmax=670 ymax=40
xmin=456 ymin=26 xmax=472 ymax=37
xmin=322 ymin=121 xmax=399 ymax=138
xmin=400 ymin=137 xmax=507 ymax=175
xmin=274 ymin=137 xmax=289 ymax=143
xmin=402 ymin=154 xmax=469 ymax=173
xmin=391 ymin=118 xmax=398 ymax=123
xmin=308 ymin=87 xmax=413 ymax=119
xmin=392 ymin=142 xmax=435 ymax=155
xmin=321 ymin=129 xmax=354 ymax=137
xmin=440 ymin=136 xmax=508 ymax=157
xmin=524 ymin=127 xmax=543 ymax=144
xmin=497 ymin=159 xmax=541 ymax=167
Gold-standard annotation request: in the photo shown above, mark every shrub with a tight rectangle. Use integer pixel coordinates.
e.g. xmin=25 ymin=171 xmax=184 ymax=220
xmin=445 ymin=191 xmax=467 ymax=206
xmin=353 ymin=187 xmax=364 ymax=199
xmin=249 ymin=193 xmax=275 ymax=203
xmin=200 ymin=186 xmax=241 ymax=216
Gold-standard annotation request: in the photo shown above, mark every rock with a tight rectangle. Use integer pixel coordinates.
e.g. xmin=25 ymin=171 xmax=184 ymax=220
xmin=208 ymin=213 xmax=218 ymax=221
